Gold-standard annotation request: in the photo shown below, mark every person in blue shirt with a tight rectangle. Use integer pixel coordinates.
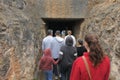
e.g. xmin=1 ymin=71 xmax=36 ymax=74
xmin=51 ymin=30 xmax=64 ymax=80
xmin=42 ymin=29 xmax=53 ymax=52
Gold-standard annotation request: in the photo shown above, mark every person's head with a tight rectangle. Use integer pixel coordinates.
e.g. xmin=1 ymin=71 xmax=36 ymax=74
xmin=78 ymin=39 xmax=83 ymax=45
xmin=84 ymin=33 xmax=104 ymax=66
xmin=55 ymin=30 xmax=60 ymax=36
xmin=65 ymin=36 xmax=73 ymax=46
xmin=44 ymin=48 xmax=51 ymax=57
xmin=67 ymin=30 xmax=72 ymax=35
xmin=47 ymin=29 xmax=53 ymax=36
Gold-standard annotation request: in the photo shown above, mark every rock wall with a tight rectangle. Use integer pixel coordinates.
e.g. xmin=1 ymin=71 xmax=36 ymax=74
xmin=42 ymin=0 xmax=88 ymax=18
xmin=80 ymin=0 xmax=120 ymax=80
xmin=0 ymin=0 xmax=43 ymax=80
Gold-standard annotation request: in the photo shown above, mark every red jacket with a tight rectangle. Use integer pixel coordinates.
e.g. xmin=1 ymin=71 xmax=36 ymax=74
xmin=39 ymin=48 xmax=58 ymax=70
xmin=70 ymin=52 xmax=110 ymax=80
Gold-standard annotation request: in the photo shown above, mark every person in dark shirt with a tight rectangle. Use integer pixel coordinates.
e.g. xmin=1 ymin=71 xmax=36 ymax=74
xmin=59 ymin=36 xmax=77 ymax=80
xmin=76 ymin=39 xmax=87 ymax=57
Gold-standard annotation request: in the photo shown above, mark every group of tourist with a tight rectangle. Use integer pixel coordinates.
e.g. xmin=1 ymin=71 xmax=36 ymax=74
xmin=39 ymin=29 xmax=110 ymax=80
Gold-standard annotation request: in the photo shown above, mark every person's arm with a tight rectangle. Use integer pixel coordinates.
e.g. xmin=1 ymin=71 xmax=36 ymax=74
xmin=74 ymin=52 xmax=77 ymax=57
xmin=42 ymin=40 xmax=45 ymax=51
xmin=52 ymin=58 xmax=59 ymax=65
xmin=71 ymin=35 xmax=76 ymax=47
xmin=73 ymin=36 xmax=76 ymax=46
xmin=74 ymin=47 xmax=77 ymax=58
xmin=70 ymin=59 xmax=81 ymax=80
xmin=59 ymin=51 xmax=63 ymax=60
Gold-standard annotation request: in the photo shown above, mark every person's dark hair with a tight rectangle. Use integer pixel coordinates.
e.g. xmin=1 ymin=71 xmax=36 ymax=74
xmin=47 ymin=29 xmax=53 ymax=35
xmin=55 ymin=30 xmax=60 ymax=35
xmin=65 ymin=36 xmax=73 ymax=46
xmin=85 ymin=33 xmax=104 ymax=66
xmin=78 ymin=39 xmax=83 ymax=45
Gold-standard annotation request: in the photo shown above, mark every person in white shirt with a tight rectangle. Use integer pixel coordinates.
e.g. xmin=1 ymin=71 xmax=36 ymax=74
xmin=51 ymin=30 xmax=64 ymax=80
xmin=64 ymin=30 xmax=76 ymax=47
xmin=42 ymin=29 xmax=53 ymax=52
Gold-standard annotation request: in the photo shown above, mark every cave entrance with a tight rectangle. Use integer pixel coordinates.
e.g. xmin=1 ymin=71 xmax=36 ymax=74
xmin=42 ymin=18 xmax=84 ymax=39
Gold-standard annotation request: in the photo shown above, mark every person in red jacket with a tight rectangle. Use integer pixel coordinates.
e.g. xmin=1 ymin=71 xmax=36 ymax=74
xmin=39 ymin=48 xmax=59 ymax=80
xmin=70 ymin=33 xmax=110 ymax=80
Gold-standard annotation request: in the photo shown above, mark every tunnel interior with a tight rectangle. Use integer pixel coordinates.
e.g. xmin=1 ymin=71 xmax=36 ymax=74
xmin=42 ymin=18 xmax=84 ymax=37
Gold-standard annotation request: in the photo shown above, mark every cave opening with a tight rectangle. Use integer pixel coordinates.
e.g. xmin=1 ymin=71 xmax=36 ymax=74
xmin=42 ymin=18 xmax=84 ymax=38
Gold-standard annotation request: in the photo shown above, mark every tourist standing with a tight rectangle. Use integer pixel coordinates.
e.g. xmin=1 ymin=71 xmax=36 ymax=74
xmin=76 ymin=39 xmax=87 ymax=57
xmin=39 ymin=48 xmax=59 ymax=80
xmin=64 ymin=30 xmax=76 ymax=47
xmin=51 ymin=30 xmax=64 ymax=80
xmin=70 ymin=33 xmax=110 ymax=80
xmin=42 ymin=29 xmax=53 ymax=52
xmin=59 ymin=36 xmax=77 ymax=80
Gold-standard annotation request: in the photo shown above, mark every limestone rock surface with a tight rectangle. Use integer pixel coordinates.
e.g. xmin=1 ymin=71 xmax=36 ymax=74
xmin=80 ymin=1 xmax=120 ymax=80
